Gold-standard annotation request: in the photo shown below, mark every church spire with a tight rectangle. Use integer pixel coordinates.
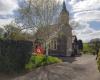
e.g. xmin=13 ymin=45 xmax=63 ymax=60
xmin=62 ymin=1 xmax=67 ymax=12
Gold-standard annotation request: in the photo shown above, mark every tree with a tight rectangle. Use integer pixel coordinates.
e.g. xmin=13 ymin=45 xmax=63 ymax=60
xmin=16 ymin=0 xmax=63 ymax=55
xmin=16 ymin=0 xmax=62 ymax=30
xmin=0 ymin=27 xmax=5 ymax=39
xmin=78 ymin=40 xmax=83 ymax=50
xmin=4 ymin=23 xmax=33 ymax=40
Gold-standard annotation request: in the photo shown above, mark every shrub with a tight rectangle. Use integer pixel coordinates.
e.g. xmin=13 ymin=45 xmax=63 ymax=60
xmin=97 ymin=52 xmax=100 ymax=71
xmin=83 ymin=43 xmax=94 ymax=54
xmin=25 ymin=55 xmax=62 ymax=70
xmin=0 ymin=40 xmax=33 ymax=73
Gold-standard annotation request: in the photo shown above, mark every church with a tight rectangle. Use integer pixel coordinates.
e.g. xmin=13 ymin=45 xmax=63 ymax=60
xmin=33 ymin=1 xmax=72 ymax=56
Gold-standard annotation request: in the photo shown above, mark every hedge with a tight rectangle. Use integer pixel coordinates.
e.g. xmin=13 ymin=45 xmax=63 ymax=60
xmin=0 ymin=39 xmax=33 ymax=73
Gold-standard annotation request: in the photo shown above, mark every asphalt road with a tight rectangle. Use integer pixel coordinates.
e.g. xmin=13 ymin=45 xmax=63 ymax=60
xmin=72 ymin=55 xmax=100 ymax=80
xmin=0 ymin=55 xmax=100 ymax=80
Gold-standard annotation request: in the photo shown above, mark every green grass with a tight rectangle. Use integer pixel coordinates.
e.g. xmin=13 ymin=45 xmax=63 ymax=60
xmin=25 ymin=55 xmax=62 ymax=70
xmin=83 ymin=43 xmax=95 ymax=54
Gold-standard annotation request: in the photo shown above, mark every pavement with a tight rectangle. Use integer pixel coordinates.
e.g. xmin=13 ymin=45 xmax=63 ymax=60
xmin=72 ymin=55 xmax=100 ymax=80
xmin=0 ymin=54 xmax=100 ymax=80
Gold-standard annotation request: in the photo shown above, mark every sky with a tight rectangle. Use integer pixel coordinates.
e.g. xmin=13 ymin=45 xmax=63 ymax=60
xmin=65 ymin=0 xmax=100 ymax=42
xmin=0 ymin=0 xmax=100 ymax=42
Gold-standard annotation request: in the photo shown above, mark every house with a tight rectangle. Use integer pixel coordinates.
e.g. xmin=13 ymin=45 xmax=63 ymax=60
xmin=33 ymin=1 xmax=72 ymax=56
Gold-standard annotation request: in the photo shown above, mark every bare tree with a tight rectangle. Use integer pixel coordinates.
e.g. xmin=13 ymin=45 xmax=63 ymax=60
xmin=16 ymin=0 xmax=62 ymax=30
xmin=16 ymin=0 xmax=63 ymax=55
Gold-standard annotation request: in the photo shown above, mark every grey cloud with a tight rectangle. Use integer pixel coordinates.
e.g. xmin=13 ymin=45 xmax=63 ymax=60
xmin=0 ymin=0 xmax=18 ymax=15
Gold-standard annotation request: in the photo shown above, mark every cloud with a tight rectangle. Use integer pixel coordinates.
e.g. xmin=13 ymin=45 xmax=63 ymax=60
xmin=0 ymin=0 xmax=18 ymax=15
xmin=73 ymin=26 xmax=94 ymax=42
xmin=74 ymin=11 xmax=100 ymax=22
xmin=0 ymin=0 xmax=18 ymax=27
xmin=68 ymin=0 xmax=100 ymax=22
xmin=71 ymin=0 xmax=100 ymax=12
xmin=69 ymin=0 xmax=79 ymax=5
xmin=72 ymin=22 xmax=100 ymax=42
xmin=0 ymin=18 xmax=13 ymax=28
xmin=67 ymin=0 xmax=100 ymax=42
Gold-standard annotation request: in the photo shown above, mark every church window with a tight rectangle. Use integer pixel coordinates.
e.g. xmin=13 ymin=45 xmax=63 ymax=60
xmin=49 ymin=39 xmax=57 ymax=50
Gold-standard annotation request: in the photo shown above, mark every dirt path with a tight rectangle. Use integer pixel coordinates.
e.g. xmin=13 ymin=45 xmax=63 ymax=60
xmin=72 ymin=55 xmax=100 ymax=80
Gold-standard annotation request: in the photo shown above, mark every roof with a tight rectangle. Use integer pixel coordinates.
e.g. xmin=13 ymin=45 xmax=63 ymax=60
xmin=62 ymin=1 xmax=69 ymax=14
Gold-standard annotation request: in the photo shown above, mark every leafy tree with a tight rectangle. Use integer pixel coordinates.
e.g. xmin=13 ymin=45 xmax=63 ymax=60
xmin=4 ymin=23 xmax=33 ymax=40
xmin=0 ymin=27 xmax=5 ymax=39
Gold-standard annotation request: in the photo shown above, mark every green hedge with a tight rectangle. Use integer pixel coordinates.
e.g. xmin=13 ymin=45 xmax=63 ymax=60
xmin=97 ymin=52 xmax=100 ymax=71
xmin=83 ymin=43 xmax=95 ymax=54
xmin=0 ymin=39 xmax=33 ymax=73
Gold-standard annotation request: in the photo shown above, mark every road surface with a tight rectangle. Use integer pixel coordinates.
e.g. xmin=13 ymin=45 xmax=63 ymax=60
xmin=72 ymin=55 xmax=100 ymax=80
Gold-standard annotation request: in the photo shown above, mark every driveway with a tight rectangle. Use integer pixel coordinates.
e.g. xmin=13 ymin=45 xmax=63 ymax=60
xmin=0 ymin=55 xmax=100 ymax=80
xmin=72 ymin=55 xmax=100 ymax=80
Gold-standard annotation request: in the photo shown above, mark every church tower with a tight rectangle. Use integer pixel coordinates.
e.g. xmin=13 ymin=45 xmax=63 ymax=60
xmin=59 ymin=1 xmax=72 ymax=56
xmin=59 ymin=1 xmax=69 ymax=25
